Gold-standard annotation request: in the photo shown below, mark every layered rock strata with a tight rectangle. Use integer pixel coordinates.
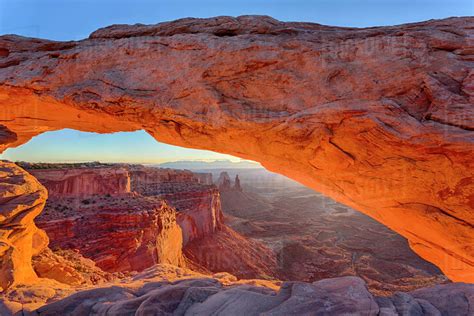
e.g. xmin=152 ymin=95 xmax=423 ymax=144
xmin=0 ymin=16 xmax=472 ymax=281
xmin=130 ymin=166 xmax=223 ymax=245
xmin=36 ymin=195 xmax=185 ymax=272
xmin=29 ymin=167 xmax=131 ymax=198
xmin=29 ymin=164 xmax=275 ymax=279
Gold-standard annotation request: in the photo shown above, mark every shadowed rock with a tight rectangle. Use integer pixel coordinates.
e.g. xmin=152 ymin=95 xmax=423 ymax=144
xmin=25 ymin=274 xmax=474 ymax=316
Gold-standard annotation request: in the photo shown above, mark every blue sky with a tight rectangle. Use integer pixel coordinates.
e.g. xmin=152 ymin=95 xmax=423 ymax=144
xmin=0 ymin=0 xmax=472 ymax=163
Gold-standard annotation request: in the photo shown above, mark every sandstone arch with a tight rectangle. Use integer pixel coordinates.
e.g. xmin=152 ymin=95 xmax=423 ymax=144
xmin=0 ymin=16 xmax=473 ymax=283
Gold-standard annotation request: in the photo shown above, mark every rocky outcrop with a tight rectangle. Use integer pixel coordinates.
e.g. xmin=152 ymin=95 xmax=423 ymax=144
xmin=30 ymin=164 xmax=260 ymax=278
xmin=26 ymin=272 xmax=474 ymax=316
xmin=172 ymin=188 xmax=223 ymax=244
xmin=0 ymin=16 xmax=473 ymax=282
xmin=29 ymin=167 xmax=131 ymax=198
xmin=37 ymin=196 xmax=185 ymax=272
xmin=217 ymin=172 xmax=232 ymax=191
xmin=32 ymin=248 xmax=114 ymax=286
xmin=0 ymin=162 xmax=49 ymax=290
xmin=130 ymin=166 xmax=224 ymax=245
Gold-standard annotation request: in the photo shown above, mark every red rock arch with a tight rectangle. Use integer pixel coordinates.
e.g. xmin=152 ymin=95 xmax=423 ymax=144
xmin=0 ymin=16 xmax=473 ymax=283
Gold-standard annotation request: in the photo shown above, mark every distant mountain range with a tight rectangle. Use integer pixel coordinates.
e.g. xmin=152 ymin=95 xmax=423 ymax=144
xmin=156 ymin=159 xmax=262 ymax=170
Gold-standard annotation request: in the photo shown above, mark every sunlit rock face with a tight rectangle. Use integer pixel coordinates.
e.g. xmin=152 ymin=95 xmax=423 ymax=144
xmin=0 ymin=16 xmax=473 ymax=281
xmin=0 ymin=162 xmax=49 ymax=290
xmin=128 ymin=165 xmax=277 ymax=278
xmin=32 ymin=248 xmax=114 ymax=286
xmin=35 ymin=194 xmax=186 ymax=272
xmin=28 ymin=164 xmax=275 ymax=280
xmin=29 ymin=167 xmax=131 ymax=198
xmin=129 ymin=165 xmax=223 ymax=244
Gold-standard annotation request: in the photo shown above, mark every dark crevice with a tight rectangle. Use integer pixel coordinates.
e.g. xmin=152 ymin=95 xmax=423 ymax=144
xmin=213 ymin=29 xmax=239 ymax=37
xmin=399 ymin=202 xmax=474 ymax=229
xmin=425 ymin=115 xmax=474 ymax=132
xmin=0 ymin=47 xmax=10 ymax=57
xmin=0 ymin=58 xmax=22 ymax=69
xmin=36 ymin=41 xmax=77 ymax=52
xmin=0 ymin=124 xmax=17 ymax=145
xmin=328 ymin=139 xmax=355 ymax=161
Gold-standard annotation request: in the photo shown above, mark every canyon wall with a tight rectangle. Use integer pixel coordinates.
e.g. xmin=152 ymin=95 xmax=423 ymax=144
xmin=129 ymin=165 xmax=199 ymax=184
xmin=36 ymin=196 xmax=185 ymax=272
xmin=0 ymin=16 xmax=472 ymax=282
xmin=130 ymin=166 xmax=223 ymax=245
xmin=30 ymin=164 xmax=276 ymax=279
xmin=194 ymin=172 xmax=213 ymax=185
xmin=29 ymin=167 xmax=131 ymax=198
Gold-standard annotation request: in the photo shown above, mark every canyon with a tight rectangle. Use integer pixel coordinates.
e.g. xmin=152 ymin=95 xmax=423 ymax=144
xmin=22 ymin=163 xmax=276 ymax=280
xmin=214 ymin=167 xmax=448 ymax=295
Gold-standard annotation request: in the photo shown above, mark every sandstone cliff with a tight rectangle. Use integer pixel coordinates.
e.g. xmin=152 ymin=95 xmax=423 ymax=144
xmin=130 ymin=166 xmax=224 ymax=244
xmin=0 ymin=162 xmax=49 ymax=290
xmin=217 ymin=172 xmax=232 ymax=191
xmin=31 ymin=164 xmax=275 ymax=280
xmin=184 ymin=225 xmax=278 ymax=279
xmin=29 ymin=167 xmax=131 ymax=198
xmin=37 ymin=196 xmax=185 ymax=272
xmin=0 ymin=16 xmax=472 ymax=281
xmin=194 ymin=172 xmax=213 ymax=185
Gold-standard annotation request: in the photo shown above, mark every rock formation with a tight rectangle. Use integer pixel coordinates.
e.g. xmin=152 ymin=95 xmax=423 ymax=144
xmin=36 ymin=195 xmax=185 ymax=272
xmin=233 ymin=175 xmax=242 ymax=191
xmin=217 ymin=172 xmax=232 ymax=191
xmin=0 ymin=16 xmax=473 ymax=281
xmin=127 ymin=165 xmax=278 ymax=278
xmin=129 ymin=165 xmax=199 ymax=185
xmin=129 ymin=165 xmax=224 ymax=244
xmin=32 ymin=248 xmax=114 ymax=286
xmin=29 ymin=164 xmax=274 ymax=280
xmin=29 ymin=167 xmax=131 ymax=198
xmin=0 ymin=162 xmax=49 ymax=290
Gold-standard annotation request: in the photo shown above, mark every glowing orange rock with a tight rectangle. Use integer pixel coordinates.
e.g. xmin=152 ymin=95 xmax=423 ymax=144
xmin=0 ymin=162 xmax=49 ymax=290
xmin=0 ymin=16 xmax=472 ymax=282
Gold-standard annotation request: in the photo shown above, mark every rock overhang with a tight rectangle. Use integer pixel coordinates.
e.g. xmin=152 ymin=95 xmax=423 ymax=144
xmin=0 ymin=15 xmax=473 ymax=282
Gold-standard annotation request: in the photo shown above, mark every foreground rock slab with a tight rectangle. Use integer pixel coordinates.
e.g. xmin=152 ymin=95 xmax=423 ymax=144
xmin=5 ymin=270 xmax=470 ymax=316
xmin=0 ymin=16 xmax=473 ymax=281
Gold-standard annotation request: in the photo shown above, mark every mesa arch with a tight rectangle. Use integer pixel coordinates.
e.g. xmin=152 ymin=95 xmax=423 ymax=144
xmin=0 ymin=15 xmax=472 ymax=285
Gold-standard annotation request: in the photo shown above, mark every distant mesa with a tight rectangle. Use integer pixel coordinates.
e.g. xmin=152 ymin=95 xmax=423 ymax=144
xmin=217 ymin=172 xmax=243 ymax=192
